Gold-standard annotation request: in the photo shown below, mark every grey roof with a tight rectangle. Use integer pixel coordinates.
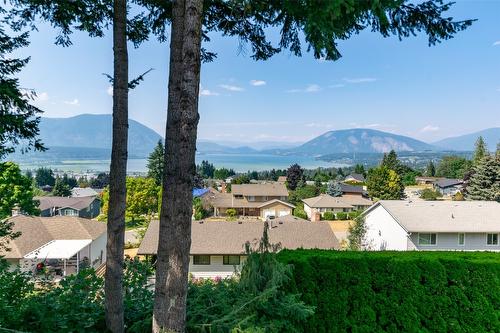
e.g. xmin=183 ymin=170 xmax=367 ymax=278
xmin=211 ymin=193 xmax=294 ymax=209
xmin=365 ymin=200 xmax=500 ymax=233
xmin=0 ymin=215 xmax=106 ymax=259
xmin=231 ymin=183 xmax=288 ymax=197
xmin=434 ymin=179 xmax=463 ymax=188
xmin=345 ymin=173 xmax=365 ymax=182
xmin=303 ymin=194 xmax=372 ymax=208
xmin=35 ymin=196 xmax=99 ymax=211
xmin=339 ymin=183 xmax=364 ymax=194
xmin=137 ymin=217 xmax=339 ymax=255
xmin=71 ymin=187 xmax=99 ymax=198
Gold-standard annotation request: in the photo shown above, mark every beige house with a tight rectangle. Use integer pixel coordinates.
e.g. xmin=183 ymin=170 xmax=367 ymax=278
xmin=1 ymin=215 xmax=106 ymax=277
xmin=137 ymin=215 xmax=339 ymax=278
xmin=302 ymin=194 xmax=373 ymax=220
xmin=212 ymin=183 xmax=294 ymax=219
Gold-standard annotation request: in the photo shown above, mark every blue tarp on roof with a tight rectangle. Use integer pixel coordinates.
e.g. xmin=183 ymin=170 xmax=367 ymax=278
xmin=193 ymin=188 xmax=209 ymax=198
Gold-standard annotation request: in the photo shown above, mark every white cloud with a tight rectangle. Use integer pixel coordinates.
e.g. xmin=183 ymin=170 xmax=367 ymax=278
xmin=420 ymin=125 xmax=440 ymax=132
xmin=343 ymin=77 xmax=377 ymax=84
xmin=286 ymin=84 xmax=321 ymax=93
xmin=200 ymin=88 xmax=219 ymax=96
xmin=493 ymin=41 xmax=500 ymax=46
xmin=107 ymin=86 xmax=113 ymax=96
xmin=64 ymin=98 xmax=80 ymax=106
xmin=250 ymin=80 xmax=266 ymax=86
xmin=219 ymin=84 xmax=244 ymax=92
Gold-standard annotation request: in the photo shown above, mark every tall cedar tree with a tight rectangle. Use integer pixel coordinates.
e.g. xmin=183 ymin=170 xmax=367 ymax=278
xmin=465 ymin=154 xmax=500 ymax=201
xmin=147 ymin=140 xmax=164 ymax=185
xmin=52 ymin=177 xmax=71 ymax=197
xmin=426 ymin=161 xmax=436 ymax=176
xmin=473 ymin=136 xmax=488 ymax=165
xmin=0 ymin=13 xmax=45 ymax=158
xmin=137 ymin=1 xmax=473 ymax=330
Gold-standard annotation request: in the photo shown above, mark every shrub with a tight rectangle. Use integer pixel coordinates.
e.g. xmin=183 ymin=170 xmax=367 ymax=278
xmin=225 ymin=208 xmax=237 ymax=218
xmin=322 ymin=211 xmax=335 ymax=220
xmin=420 ymin=188 xmax=443 ymax=200
xmin=336 ymin=212 xmax=347 ymax=220
xmin=278 ymin=250 xmax=500 ymax=333
xmin=293 ymin=208 xmax=308 ymax=220
xmin=347 ymin=211 xmax=359 ymax=220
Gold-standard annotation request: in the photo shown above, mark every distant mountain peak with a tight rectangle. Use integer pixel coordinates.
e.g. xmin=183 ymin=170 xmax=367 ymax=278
xmin=433 ymin=127 xmax=500 ymax=151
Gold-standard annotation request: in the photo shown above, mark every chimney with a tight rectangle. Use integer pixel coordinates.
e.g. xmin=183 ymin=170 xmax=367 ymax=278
xmin=11 ymin=205 xmax=20 ymax=217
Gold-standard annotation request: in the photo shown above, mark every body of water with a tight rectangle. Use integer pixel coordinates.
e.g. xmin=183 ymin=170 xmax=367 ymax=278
xmin=15 ymin=153 xmax=349 ymax=173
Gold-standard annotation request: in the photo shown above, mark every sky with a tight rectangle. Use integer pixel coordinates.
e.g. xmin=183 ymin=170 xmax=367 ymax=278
xmin=13 ymin=0 xmax=500 ymax=145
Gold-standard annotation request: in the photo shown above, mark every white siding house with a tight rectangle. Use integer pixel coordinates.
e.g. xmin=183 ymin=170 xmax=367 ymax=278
xmin=361 ymin=201 xmax=500 ymax=251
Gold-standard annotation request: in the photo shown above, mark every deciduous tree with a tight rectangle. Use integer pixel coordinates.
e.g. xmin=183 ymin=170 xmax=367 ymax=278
xmin=0 ymin=162 xmax=38 ymax=219
xmin=286 ymin=163 xmax=304 ymax=191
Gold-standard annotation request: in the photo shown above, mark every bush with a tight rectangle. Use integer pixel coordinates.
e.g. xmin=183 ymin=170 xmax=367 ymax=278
xmin=225 ymin=208 xmax=237 ymax=218
xmin=322 ymin=211 xmax=335 ymax=220
xmin=420 ymin=188 xmax=443 ymax=200
xmin=347 ymin=211 xmax=359 ymax=220
xmin=278 ymin=250 xmax=500 ymax=333
xmin=336 ymin=212 xmax=347 ymax=220
xmin=293 ymin=208 xmax=308 ymax=220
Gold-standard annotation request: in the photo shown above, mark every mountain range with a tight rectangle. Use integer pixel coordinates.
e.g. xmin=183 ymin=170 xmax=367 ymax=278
xmin=34 ymin=114 xmax=500 ymax=158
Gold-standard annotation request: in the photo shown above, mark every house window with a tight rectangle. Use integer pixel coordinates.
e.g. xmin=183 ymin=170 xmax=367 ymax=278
xmin=223 ymin=255 xmax=240 ymax=265
xmin=418 ymin=233 xmax=437 ymax=245
xmin=458 ymin=233 xmax=465 ymax=246
xmin=247 ymin=196 xmax=255 ymax=201
xmin=487 ymin=234 xmax=498 ymax=245
xmin=193 ymin=255 xmax=211 ymax=265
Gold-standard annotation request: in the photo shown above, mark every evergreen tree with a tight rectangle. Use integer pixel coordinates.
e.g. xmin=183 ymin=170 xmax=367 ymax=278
xmin=426 ymin=161 xmax=436 ymax=176
xmin=327 ymin=181 xmax=343 ymax=197
xmin=286 ymin=164 xmax=303 ymax=190
xmin=35 ymin=167 xmax=55 ymax=187
xmin=367 ymin=166 xmax=405 ymax=200
xmin=465 ymin=154 xmax=500 ymax=201
xmin=496 ymin=142 xmax=500 ymax=160
xmin=473 ymin=136 xmax=488 ymax=165
xmin=354 ymin=164 xmax=366 ymax=176
xmin=0 ymin=18 xmax=45 ymax=158
xmin=146 ymin=140 xmax=164 ymax=186
xmin=52 ymin=178 xmax=71 ymax=197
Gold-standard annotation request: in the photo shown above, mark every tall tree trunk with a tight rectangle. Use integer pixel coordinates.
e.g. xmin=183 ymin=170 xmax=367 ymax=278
xmin=153 ymin=0 xmax=203 ymax=331
xmin=105 ymin=0 xmax=128 ymax=332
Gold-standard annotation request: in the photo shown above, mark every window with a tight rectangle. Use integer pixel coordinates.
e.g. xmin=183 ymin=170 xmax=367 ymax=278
xmin=223 ymin=255 xmax=240 ymax=265
xmin=247 ymin=196 xmax=255 ymax=201
xmin=193 ymin=255 xmax=211 ymax=265
xmin=487 ymin=234 xmax=498 ymax=245
xmin=418 ymin=233 xmax=437 ymax=245
xmin=458 ymin=233 xmax=465 ymax=246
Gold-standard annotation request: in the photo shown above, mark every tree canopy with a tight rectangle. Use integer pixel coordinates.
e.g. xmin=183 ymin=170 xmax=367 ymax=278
xmin=0 ymin=162 xmax=39 ymax=219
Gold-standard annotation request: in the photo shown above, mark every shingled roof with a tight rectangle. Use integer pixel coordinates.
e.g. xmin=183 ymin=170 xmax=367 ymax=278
xmin=231 ymin=183 xmax=288 ymax=197
xmin=303 ymin=194 xmax=372 ymax=208
xmin=137 ymin=217 xmax=339 ymax=255
xmin=0 ymin=215 xmax=106 ymax=259
xmin=36 ymin=196 xmax=99 ymax=211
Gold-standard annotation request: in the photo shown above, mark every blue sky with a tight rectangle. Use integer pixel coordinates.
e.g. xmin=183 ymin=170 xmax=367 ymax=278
xmin=15 ymin=0 xmax=500 ymax=145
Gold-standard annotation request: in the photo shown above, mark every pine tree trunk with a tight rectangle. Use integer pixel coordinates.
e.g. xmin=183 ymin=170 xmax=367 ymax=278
xmin=105 ymin=0 xmax=128 ymax=332
xmin=152 ymin=0 xmax=203 ymax=331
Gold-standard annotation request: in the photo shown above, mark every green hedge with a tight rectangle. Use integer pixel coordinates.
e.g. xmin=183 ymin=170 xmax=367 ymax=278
xmin=277 ymin=250 xmax=500 ymax=333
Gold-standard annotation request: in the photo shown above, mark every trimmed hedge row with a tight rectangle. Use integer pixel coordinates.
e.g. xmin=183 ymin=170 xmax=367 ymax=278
xmin=277 ymin=250 xmax=500 ymax=333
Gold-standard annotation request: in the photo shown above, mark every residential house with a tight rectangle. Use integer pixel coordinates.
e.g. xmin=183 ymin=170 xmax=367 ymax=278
xmin=302 ymin=194 xmax=373 ymax=220
xmin=344 ymin=173 xmax=365 ymax=183
xmin=211 ymin=183 xmax=294 ymax=219
xmin=1 ymin=215 xmax=106 ymax=276
xmin=71 ymin=187 xmax=99 ymax=198
xmin=36 ymin=196 xmax=101 ymax=219
xmin=361 ymin=200 xmax=500 ymax=251
xmin=415 ymin=176 xmax=443 ymax=185
xmin=137 ymin=215 xmax=339 ymax=278
xmin=433 ymin=178 xmax=463 ymax=196
xmin=339 ymin=183 xmax=367 ymax=197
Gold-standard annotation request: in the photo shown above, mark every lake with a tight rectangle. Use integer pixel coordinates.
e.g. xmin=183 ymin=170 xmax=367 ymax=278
xmin=14 ymin=153 xmax=349 ymax=173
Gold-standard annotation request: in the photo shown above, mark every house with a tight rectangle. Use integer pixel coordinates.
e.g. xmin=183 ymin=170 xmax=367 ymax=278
xmin=71 ymin=187 xmax=99 ymax=198
xmin=361 ymin=200 xmax=500 ymax=251
xmin=36 ymin=196 xmax=101 ymax=219
xmin=211 ymin=183 xmax=294 ymax=219
xmin=339 ymin=183 xmax=367 ymax=197
xmin=344 ymin=173 xmax=365 ymax=183
xmin=415 ymin=176 xmax=443 ymax=185
xmin=1 ymin=215 xmax=106 ymax=276
xmin=137 ymin=216 xmax=339 ymax=278
xmin=277 ymin=176 xmax=287 ymax=183
xmin=302 ymin=194 xmax=373 ymax=220
xmin=433 ymin=179 xmax=463 ymax=196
